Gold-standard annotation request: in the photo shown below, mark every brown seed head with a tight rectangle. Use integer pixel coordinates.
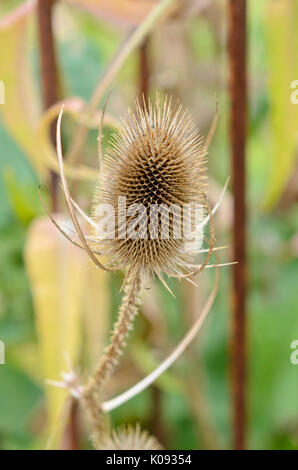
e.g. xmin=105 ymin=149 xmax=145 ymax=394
xmin=92 ymin=95 xmax=207 ymax=282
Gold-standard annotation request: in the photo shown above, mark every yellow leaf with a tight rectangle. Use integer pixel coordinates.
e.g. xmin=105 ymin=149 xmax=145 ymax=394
xmin=83 ymin=262 xmax=110 ymax=369
xmin=8 ymin=343 xmax=41 ymax=383
xmin=0 ymin=1 xmax=45 ymax=176
xmin=25 ymin=214 xmax=111 ymax=447
xmin=263 ymin=0 xmax=298 ymax=209
xmin=24 ymin=215 xmax=85 ymax=445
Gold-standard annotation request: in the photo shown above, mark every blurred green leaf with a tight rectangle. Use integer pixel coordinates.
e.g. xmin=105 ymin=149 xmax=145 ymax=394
xmin=4 ymin=169 xmax=41 ymax=224
xmin=0 ymin=217 xmax=35 ymax=344
xmin=131 ymin=341 xmax=184 ymax=395
xmin=0 ymin=365 xmax=42 ymax=435
xmin=249 ymin=217 xmax=298 ymax=449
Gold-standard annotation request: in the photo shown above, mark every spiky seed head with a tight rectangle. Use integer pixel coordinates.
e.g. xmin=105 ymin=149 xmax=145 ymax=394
xmin=92 ymin=95 xmax=207 ymax=281
xmin=98 ymin=424 xmax=163 ymax=450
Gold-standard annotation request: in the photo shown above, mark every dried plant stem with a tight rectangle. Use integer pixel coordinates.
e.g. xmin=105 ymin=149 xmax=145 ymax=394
xmin=85 ymin=272 xmax=141 ymax=390
xmin=228 ymin=0 xmax=247 ymax=450
xmin=66 ymin=0 xmax=176 ymax=165
xmin=82 ymin=270 xmax=141 ymax=444
xmin=56 ymin=107 xmax=112 ymax=272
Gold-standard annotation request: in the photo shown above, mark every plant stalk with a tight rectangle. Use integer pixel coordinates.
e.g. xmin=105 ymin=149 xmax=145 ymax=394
xmin=82 ymin=271 xmax=141 ymax=446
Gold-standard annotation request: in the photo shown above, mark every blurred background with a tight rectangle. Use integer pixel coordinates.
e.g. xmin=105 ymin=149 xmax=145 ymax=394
xmin=0 ymin=0 xmax=297 ymax=450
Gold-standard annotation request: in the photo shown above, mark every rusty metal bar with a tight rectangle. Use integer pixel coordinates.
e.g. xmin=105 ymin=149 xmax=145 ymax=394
xmin=228 ymin=0 xmax=247 ymax=450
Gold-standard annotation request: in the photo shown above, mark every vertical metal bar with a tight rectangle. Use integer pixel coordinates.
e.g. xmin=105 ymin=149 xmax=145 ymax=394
xmin=37 ymin=0 xmax=59 ymax=211
xmin=228 ymin=0 xmax=247 ymax=450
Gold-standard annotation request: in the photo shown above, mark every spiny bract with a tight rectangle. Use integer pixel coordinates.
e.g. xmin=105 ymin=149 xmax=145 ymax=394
xmin=92 ymin=95 xmax=207 ymax=283
xmin=98 ymin=424 xmax=163 ymax=450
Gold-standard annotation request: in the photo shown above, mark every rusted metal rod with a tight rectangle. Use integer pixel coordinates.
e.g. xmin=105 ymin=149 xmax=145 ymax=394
xmin=228 ymin=0 xmax=247 ymax=450
xmin=37 ymin=0 xmax=59 ymax=211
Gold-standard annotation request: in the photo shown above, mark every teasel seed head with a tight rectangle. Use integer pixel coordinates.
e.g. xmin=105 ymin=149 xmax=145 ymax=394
xmin=98 ymin=424 xmax=163 ymax=450
xmin=92 ymin=95 xmax=208 ymax=284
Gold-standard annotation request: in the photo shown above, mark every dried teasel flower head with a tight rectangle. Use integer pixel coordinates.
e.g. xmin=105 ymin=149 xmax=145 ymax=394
xmin=92 ymin=95 xmax=213 ymax=288
xmin=98 ymin=424 xmax=163 ymax=450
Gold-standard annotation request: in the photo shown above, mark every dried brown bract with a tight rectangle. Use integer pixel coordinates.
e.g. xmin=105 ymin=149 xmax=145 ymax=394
xmin=98 ymin=423 xmax=163 ymax=450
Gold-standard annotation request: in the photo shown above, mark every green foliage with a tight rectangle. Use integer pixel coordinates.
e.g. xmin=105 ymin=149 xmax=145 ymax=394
xmin=0 ymin=365 xmax=41 ymax=436
xmin=252 ymin=0 xmax=298 ymax=209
